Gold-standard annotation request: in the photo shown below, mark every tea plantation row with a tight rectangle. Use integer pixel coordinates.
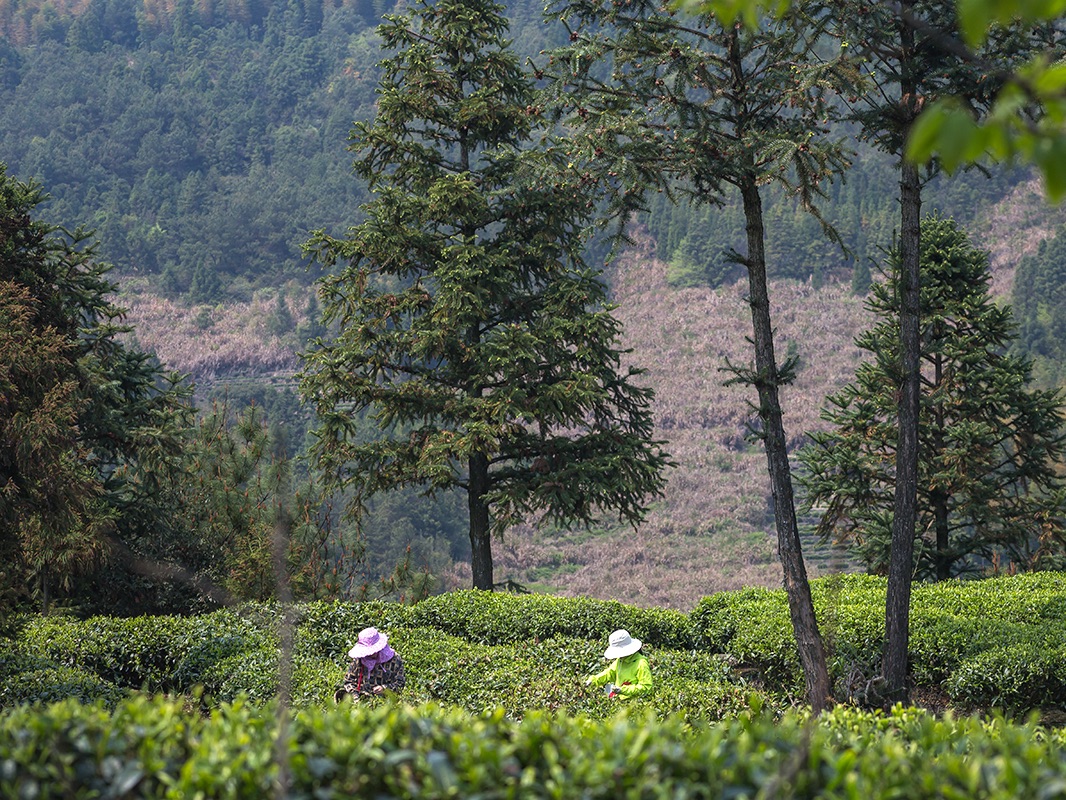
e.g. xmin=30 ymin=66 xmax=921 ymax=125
xmin=4 ymin=696 xmax=1066 ymax=799
xmin=4 ymin=571 xmax=1066 ymax=716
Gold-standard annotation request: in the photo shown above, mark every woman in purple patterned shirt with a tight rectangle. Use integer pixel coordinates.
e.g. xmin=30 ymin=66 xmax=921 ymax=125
xmin=334 ymin=627 xmax=406 ymax=702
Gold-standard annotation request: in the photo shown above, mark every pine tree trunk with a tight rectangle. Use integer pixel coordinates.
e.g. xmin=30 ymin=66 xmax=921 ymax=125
xmin=739 ymin=172 xmax=832 ymax=713
xmin=934 ymin=496 xmax=950 ymax=580
xmin=932 ymin=352 xmax=951 ymax=580
xmin=40 ymin=565 xmax=51 ymax=615
xmin=883 ymin=3 xmax=922 ymax=698
xmin=468 ymin=451 xmax=494 ymax=590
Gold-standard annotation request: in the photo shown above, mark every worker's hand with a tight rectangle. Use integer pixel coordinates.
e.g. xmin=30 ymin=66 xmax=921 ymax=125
xmin=372 ymin=685 xmax=385 ymax=695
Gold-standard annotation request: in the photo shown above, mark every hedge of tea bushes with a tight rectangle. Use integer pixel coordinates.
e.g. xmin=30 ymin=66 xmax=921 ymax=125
xmin=7 ymin=572 xmax=1066 ymax=714
xmin=3 ymin=696 xmax=1066 ymax=800
xmin=1 ymin=607 xmax=766 ymax=722
xmin=405 ymin=590 xmax=697 ymax=649
xmin=689 ymin=571 xmax=1066 ymax=710
xmin=0 ymin=651 xmax=128 ymax=709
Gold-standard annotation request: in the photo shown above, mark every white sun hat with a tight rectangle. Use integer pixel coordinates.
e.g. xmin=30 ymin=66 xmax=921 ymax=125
xmin=603 ymin=629 xmax=642 ymax=659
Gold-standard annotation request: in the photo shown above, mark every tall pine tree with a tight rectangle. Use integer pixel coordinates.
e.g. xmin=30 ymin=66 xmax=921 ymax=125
xmin=544 ymin=0 xmax=852 ymax=712
xmin=800 ymin=216 xmax=1066 ymax=580
xmin=827 ymin=0 xmax=1064 ymax=705
xmin=0 ymin=164 xmax=192 ymax=614
xmin=299 ymin=0 xmax=670 ymax=591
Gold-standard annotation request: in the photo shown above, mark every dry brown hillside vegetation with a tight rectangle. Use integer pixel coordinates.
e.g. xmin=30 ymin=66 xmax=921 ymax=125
xmin=119 ymin=178 xmax=1066 ymax=611
xmin=489 ymin=237 xmax=872 ymax=610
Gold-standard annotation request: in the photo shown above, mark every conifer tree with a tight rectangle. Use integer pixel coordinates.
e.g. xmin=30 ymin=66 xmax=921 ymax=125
xmin=545 ymin=0 xmax=851 ymax=711
xmin=0 ymin=164 xmax=192 ymax=613
xmin=299 ymin=0 xmax=670 ymax=591
xmin=800 ymin=216 xmax=1066 ymax=580
xmin=826 ymin=0 xmax=1062 ymax=704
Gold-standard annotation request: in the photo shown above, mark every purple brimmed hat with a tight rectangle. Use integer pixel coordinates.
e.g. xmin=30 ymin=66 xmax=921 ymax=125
xmin=348 ymin=627 xmax=389 ymax=659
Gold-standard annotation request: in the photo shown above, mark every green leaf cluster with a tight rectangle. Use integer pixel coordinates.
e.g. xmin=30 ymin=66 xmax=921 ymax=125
xmin=4 ymin=695 xmax=1066 ymax=798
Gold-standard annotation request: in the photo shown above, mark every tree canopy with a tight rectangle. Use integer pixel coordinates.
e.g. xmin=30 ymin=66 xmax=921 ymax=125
xmin=0 ymin=164 xmax=192 ymax=612
xmin=299 ymin=0 xmax=670 ymax=591
xmin=800 ymin=215 xmax=1066 ymax=579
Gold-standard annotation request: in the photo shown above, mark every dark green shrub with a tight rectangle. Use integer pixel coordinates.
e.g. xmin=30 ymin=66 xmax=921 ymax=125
xmin=410 ymin=591 xmax=695 ymax=649
xmin=0 ymin=649 xmax=127 ymax=709
xmin=204 ymin=647 xmax=281 ymax=703
xmin=200 ymin=646 xmax=341 ymax=707
xmin=170 ymin=634 xmax=261 ymax=694
xmin=20 ymin=615 xmax=194 ymax=691
xmin=945 ymin=643 xmax=1066 ymax=711
xmin=908 ymin=614 xmax=1030 ymax=685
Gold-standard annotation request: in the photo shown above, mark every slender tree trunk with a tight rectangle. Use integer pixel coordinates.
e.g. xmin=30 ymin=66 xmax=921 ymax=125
xmin=883 ymin=0 xmax=922 ymax=697
xmin=468 ymin=451 xmax=493 ymax=590
xmin=459 ymin=122 xmax=494 ymax=592
xmin=739 ymin=172 xmax=832 ymax=713
xmin=932 ymin=353 xmax=950 ymax=580
xmin=40 ymin=566 xmax=50 ymax=615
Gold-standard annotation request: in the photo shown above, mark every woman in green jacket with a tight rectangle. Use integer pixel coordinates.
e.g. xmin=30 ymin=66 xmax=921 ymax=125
xmin=586 ymin=629 xmax=653 ymax=699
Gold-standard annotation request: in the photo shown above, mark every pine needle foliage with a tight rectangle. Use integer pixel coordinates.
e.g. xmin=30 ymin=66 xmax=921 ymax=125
xmin=299 ymin=0 xmax=670 ymax=590
xmin=0 ymin=164 xmax=192 ymax=614
xmin=800 ymin=215 xmax=1066 ymax=580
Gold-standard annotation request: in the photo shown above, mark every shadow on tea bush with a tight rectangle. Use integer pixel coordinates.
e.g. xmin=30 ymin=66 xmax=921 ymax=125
xmin=945 ymin=643 xmax=1066 ymax=712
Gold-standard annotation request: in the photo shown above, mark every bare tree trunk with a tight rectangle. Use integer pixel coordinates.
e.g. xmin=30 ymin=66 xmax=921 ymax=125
xmin=272 ymin=509 xmax=294 ymax=799
xmin=739 ymin=172 xmax=832 ymax=713
xmin=883 ymin=44 xmax=922 ymax=702
xmin=40 ymin=566 xmax=50 ymax=616
xmin=468 ymin=452 xmax=493 ymax=590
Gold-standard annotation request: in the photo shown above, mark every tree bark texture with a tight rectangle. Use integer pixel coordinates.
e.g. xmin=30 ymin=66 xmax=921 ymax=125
xmin=882 ymin=2 xmax=923 ymax=696
xmin=932 ymin=351 xmax=950 ymax=581
xmin=740 ymin=173 xmax=833 ymax=713
xmin=468 ymin=451 xmax=493 ymax=590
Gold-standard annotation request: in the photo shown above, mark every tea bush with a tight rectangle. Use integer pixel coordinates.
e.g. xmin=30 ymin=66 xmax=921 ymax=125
xmin=691 ymin=572 xmax=1066 ymax=710
xmin=0 ymin=648 xmax=127 ymax=709
xmin=294 ymin=600 xmax=417 ymax=661
xmin=17 ymin=615 xmax=190 ymax=691
xmin=409 ymin=590 xmax=696 ymax=649
xmin=946 ymin=642 xmax=1066 ymax=710
xmin=4 ymin=697 xmax=1066 ymax=799
xmin=7 ymin=573 xmax=1066 ymax=714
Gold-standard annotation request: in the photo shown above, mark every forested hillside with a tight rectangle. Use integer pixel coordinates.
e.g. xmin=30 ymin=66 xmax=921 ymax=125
xmin=0 ymin=0 xmax=557 ymax=297
xmin=4 ymin=0 xmax=1066 ymax=610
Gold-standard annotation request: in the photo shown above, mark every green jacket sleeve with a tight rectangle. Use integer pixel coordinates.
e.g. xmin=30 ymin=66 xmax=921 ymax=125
xmin=586 ymin=662 xmax=616 ymax=688
xmin=616 ymin=656 xmax=653 ymax=698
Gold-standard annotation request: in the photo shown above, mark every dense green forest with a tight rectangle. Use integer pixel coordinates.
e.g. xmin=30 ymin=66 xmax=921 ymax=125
xmin=0 ymin=0 xmax=562 ymax=298
xmin=0 ymin=0 xmax=1035 ymax=298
